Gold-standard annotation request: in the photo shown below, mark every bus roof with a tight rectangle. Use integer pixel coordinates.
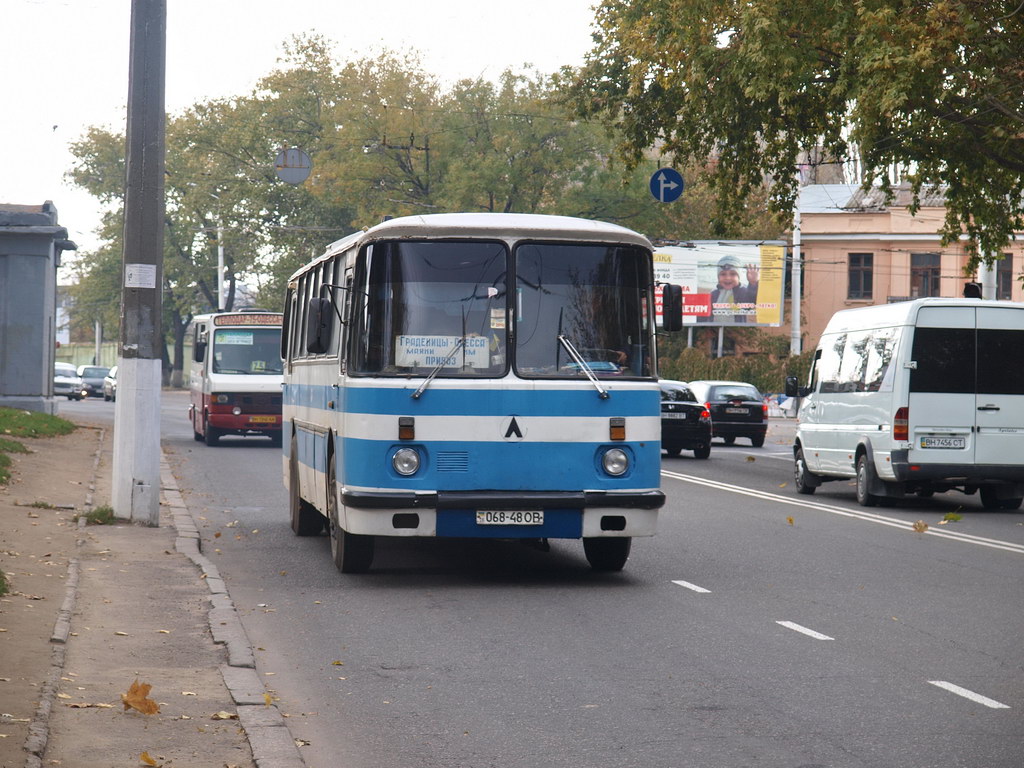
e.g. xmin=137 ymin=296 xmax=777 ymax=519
xmin=290 ymin=213 xmax=653 ymax=282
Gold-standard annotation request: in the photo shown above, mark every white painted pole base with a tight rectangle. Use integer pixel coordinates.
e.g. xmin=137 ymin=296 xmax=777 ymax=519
xmin=111 ymin=357 xmax=162 ymax=525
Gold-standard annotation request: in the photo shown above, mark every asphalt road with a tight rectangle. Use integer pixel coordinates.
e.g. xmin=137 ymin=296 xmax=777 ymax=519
xmin=61 ymin=393 xmax=1024 ymax=768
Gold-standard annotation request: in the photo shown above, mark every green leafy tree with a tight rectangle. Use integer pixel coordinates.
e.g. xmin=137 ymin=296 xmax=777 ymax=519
xmin=566 ymin=0 xmax=1024 ymax=270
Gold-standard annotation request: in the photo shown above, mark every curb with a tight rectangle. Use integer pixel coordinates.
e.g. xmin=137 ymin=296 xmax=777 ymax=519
xmin=160 ymin=454 xmax=307 ymax=768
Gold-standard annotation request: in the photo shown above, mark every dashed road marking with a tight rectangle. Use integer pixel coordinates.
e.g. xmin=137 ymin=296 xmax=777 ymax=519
xmin=776 ymin=621 xmax=834 ymax=640
xmin=671 ymin=579 xmax=711 ymax=593
xmin=928 ymin=681 xmax=1010 ymax=709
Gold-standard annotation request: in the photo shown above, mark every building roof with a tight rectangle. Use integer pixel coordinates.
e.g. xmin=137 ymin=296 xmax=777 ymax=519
xmin=798 ymin=183 xmax=948 ymax=214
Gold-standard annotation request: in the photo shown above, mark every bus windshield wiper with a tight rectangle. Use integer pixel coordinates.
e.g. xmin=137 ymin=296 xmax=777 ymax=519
xmin=557 ymin=335 xmax=609 ymax=399
xmin=411 ymin=338 xmax=466 ymax=400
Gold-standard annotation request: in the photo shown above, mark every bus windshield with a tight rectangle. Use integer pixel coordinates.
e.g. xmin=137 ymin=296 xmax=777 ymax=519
xmin=212 ymin=328 xmax=283 ymax=374
xmin=349 ymin=239 xmax=652 ymax=379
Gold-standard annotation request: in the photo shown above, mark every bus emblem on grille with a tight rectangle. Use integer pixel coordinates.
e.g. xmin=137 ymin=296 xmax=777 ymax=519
xmin=502 ymin=416 xmax=525 ymax=440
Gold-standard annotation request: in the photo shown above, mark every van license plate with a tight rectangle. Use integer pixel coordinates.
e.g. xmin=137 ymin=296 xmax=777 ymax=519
xmin=476 ymin=511 xmax=543 ymax=525
xmin=249 ymin=415 xmax=277 ymax=424
xmin=920 ymin=436 xmax=965 ymax=449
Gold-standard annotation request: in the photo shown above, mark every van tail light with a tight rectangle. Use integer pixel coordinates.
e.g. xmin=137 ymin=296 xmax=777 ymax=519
xmin=894 ymin=407 xmax=909 ymax=441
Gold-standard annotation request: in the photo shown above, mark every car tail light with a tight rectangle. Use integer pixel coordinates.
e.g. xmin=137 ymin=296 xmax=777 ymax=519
xmin=894 ymin=407 xmax=909 ymax=441
xmin=705 ymin=401 xmax=712 ymax=412
xmin=700 ymin=408 xmax=711 ymax=421
xmin=761 ymin=403 xmax=769 ymax=419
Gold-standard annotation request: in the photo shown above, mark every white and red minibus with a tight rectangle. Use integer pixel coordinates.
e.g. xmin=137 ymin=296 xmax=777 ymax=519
xmin=187 ymin=310 xmax=284 ymax=446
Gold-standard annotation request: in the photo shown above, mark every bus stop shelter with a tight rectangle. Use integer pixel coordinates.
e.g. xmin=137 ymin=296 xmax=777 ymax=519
xmin=0 ymin=202 xmax=77 ymax=414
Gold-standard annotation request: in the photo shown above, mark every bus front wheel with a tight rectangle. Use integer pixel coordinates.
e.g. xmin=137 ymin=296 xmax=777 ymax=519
xmin=583 ymin=537 xmax=631 ymax=572
xmin=327 ymin=453 xmax=374 ymax=573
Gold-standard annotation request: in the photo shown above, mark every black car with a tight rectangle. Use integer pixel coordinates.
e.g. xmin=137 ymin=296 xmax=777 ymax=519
xmin=687 ymin=380 xmax=767 ymax=447
xmin=77 ymin=365 xmax=110 ymax=399
xmin=659 ymin=380 xmax=712 ymax=459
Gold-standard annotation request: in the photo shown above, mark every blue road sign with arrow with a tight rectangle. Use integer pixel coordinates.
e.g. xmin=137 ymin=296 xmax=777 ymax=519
xmin=650 ymin=168 xmax=684 ymax=203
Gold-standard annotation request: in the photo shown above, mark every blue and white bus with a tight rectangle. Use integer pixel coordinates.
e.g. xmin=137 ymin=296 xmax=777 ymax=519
xmin=281 ymin=213 xmax=681 ymax=572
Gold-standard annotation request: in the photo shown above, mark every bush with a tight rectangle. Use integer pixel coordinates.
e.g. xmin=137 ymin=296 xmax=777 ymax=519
xmin=658 ymin=335 xmax=816 ymax=394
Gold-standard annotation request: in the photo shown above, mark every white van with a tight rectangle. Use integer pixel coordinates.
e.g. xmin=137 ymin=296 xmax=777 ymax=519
xmin=785 ymin=298 xmax=1024 ymax=509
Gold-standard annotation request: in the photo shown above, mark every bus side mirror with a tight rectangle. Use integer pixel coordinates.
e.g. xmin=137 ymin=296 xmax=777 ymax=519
xmin=305 ymin=297 xmax=333 ymax=354
xmin=193 ymin=341 xmax=206 ymax=363
xmin=662 ymin=284 xmax=683 ymax=332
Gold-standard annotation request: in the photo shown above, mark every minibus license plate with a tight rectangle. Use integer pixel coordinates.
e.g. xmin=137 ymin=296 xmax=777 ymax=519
xmin=249 ymin=415 xmax=277 ymax=424
xmin=920 ymin=436 xmax=965 ymax=449
xmin=476 ymin=510 xmax=543 ymax=526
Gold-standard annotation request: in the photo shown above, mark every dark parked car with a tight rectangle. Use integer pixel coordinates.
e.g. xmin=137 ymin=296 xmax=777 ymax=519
xmin=102 ymin=366 xmax=118 ymax=401
xmin=686 ymin=380 xmax=768 ymax=447
xmin=659 ymin=380 xmax=712 ymax=459
xmin=77 ymin=365 xmax=110 ymax=399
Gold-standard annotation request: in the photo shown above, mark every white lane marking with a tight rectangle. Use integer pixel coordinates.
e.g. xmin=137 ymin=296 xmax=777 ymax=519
xmin=776 ymin=621 xmax=835 ymax=640
xmin=671 ymin=579 xmax=711 ymax=593
xmin=928 ymin=681 xmax=1010 ymax=709
xmin=662 ymin=469 xmax=1024 ymax=555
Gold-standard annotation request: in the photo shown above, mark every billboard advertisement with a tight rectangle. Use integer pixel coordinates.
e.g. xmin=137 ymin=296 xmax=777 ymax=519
xmin=653 ymin=242 xmax=786 ymax=327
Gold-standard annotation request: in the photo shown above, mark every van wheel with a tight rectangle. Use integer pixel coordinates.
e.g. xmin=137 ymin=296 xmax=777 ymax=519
xmin=693 ymin=443 xmax=711 ymax=460
xmin=204 ymin=423 xmax=221 ymax=447
xmin=327 ymin=454 xmax=374 ymax=572
xmin=856 ymin=455 xmax=878 ymax=507
xmin=583 ymin=537 xmax=631 ymax=571
xmin=793 ymin=447 xmax=816 ymax=495
xmin=980 ymin=487 xmax=1024 ymax=510
xmin=289 ymin=440 xmax=323 ymax=536
xmin=750 ymin=435 xmax=765 ymax=448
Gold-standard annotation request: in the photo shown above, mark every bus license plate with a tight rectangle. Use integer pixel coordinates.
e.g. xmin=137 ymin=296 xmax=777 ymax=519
xmin=476 ymin=510 xmax=543 ymax=526
xmin=249 ymin=415 xmax=277 ymax=423
xmin=920 ymin=436 xmax=965 ymax=449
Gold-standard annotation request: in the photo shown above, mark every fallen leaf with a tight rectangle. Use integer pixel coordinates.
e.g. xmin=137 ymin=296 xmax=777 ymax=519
xmin=332 ymin=660 xmax=344 ymax=666
xmin=912 ymin=520 xmax=929 ymax=533
xmin=786 ymin=516 xmax=794 ymax=526
xmin=56 ymin=693 xmax=72 ymax=699
xmin=745 ymin=456 xmax=756 ymax=462
xmin=181 ymin=691 xmax=197 ymax=696
xmin=140 ymin=751 xmax=158 ymax=766
xmin=115 ymin=631 xmax=129 ymax=636
xmin=157 ymin=630 xmax=170 ymax=634
xmin=214 ymin=531 xmax=222 ymax=538
xmin=295 ymin=738 xmax=311 ymax=747
xmin=263 ymin=693 xmax=272 ymax=707
xmin=210 ymin=711 xmax=238 ymax=720
xmin=778 ymin=483 xmax=787 ymax=488
xmin=122 ymin=680 xmax=160 ymax=715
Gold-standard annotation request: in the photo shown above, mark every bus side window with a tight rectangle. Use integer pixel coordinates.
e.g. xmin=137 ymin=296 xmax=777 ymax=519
xmin=280 ymin=288 xmax=293 ymax=362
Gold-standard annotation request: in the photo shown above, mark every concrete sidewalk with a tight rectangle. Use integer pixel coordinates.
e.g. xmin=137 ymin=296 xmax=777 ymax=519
xmin=0 ymin=419 xmax=306 ymax=768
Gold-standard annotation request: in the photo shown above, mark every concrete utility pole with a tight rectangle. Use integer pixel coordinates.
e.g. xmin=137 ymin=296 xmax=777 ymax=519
xmin=790 ymin=206 xmax=803 ymax=356
xmin=112 ymin=0 xmax=166 ymax=525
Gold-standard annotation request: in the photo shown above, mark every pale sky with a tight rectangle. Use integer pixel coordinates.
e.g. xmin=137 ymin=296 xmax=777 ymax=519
xmin=2 ymin=0 xmax=600 ymax=268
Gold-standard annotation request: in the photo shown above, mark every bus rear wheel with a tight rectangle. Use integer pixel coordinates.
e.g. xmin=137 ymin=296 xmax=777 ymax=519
xmin=327 ymin=452 xmax=374 ymax=573
xmin=289 ymin=441 xmax=323 ymax=536
xmin=583 ymin=537 xmax=631 ymax=571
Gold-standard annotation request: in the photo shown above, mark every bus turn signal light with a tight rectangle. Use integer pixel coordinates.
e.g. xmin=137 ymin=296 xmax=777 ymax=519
xmin=610 ymin=417 xmax=626 ymax=441
xmin=399 ymin=416 xmax=415 ymax=441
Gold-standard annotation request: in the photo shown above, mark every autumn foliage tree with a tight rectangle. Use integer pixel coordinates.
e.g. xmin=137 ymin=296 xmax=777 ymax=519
xmin=566 ymin=0 xmax=1024 ymax=270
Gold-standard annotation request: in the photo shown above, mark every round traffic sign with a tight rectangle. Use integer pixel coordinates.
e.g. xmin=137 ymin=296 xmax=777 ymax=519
xmin=650 ymin=167 xmax=685 ymax=203
xmin=275 ymin=148 xmax=312 ymax=185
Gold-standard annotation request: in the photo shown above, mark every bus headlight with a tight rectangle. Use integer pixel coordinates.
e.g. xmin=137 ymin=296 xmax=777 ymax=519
xmin=392 ymin=447 xmax=421 ymax=476
xmin=602 ymin=448 xmax=629 ymax=476
xmin=232 ymin=406 xmax=242 ymax=415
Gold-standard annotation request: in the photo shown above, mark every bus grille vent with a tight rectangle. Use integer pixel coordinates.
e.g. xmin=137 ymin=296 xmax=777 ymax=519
xmin=437 ymin=452 xmax=469 ymax=472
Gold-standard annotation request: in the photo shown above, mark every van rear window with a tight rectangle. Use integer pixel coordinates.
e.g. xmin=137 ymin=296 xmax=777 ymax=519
xmin=911 ymin=327 xmax=1024 ymax=395
xmin=910 ymin=328 xmax=974 ymax=393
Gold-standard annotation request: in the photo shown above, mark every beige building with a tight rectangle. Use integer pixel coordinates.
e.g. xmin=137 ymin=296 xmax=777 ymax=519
xmin=793 ymin=184 xmax=1023 ymax=353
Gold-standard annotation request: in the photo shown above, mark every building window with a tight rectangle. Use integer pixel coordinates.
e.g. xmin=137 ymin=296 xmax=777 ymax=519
xmin=997 ymin=253 xmax=1013 ymax=301
xmin=910 ymin=252 xmax=941 ymax=297
xmin=848 ymin=253 xmax=873 ymax=299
